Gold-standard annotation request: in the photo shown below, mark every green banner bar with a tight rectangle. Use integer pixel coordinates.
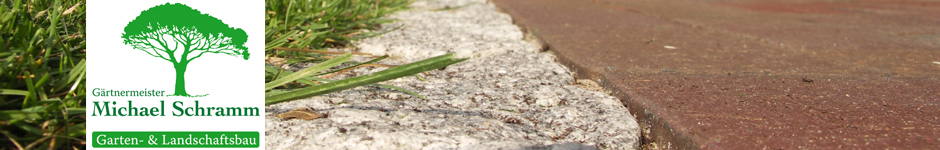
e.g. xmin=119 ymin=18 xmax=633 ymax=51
xmin=92 ymin=131 xmax=259 ymax=148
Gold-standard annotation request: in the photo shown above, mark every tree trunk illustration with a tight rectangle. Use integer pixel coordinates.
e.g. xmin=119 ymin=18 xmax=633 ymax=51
xmin=173 ymin=61 xmax=189 ymax=96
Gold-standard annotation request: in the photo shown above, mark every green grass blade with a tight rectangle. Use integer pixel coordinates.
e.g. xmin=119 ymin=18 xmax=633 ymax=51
xmin=372 ymin=84 xmax=426 ymax=99
xmin=264 ymin=53 xmax=352 ymax=91
xmin=265 ymin=53 xmax=465 ymax=105
xmin=66 ymin=68 xmax=85 ymax=95
xmin=13 ymin=122 xmax=43 ymax=136
xmin=264 ymin=65 xmax=283 ymax=80
xmin=0 ymin=89 xmax=29 ymax=96
xmin=315 ymin=55 xmax=388 ymax=76
xmin=66 ymin=59 xmax=85 ymax=84
xmin=265 ymin=30 xmax=298 ymax=51
xmin=22 ymin=71 xmax=35 ymax=107
xmin=67 ymin=123 xmax=85 ymax=137
xmin=33 ymin=74 xmax=50 ymax=100
xmin=0 ymin=110 xmax=41 ymax=121
xmin=66 ymin=108 xmax=84 ymax=115
xmin=308 ymin=78 xmax=426 ymax=99
xmin=0 ymin=0 xmax=87 ymax=148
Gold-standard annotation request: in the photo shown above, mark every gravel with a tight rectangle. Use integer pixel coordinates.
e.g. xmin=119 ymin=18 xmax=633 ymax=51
xmin=265 ymin=0 xmax=640 ymax=149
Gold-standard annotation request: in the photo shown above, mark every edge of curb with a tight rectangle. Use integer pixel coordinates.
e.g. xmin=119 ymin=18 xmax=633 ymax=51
xmin=488 ymin=0 xmax=703 ymax=149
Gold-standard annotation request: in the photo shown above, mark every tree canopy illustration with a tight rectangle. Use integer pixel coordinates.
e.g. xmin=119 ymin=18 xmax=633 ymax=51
xmin=122 ymin=3 xmax=249 ymax=97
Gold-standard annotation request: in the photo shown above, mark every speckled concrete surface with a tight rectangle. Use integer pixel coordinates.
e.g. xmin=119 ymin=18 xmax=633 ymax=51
xmin=264 ymin=0 xmax=640 ymax=149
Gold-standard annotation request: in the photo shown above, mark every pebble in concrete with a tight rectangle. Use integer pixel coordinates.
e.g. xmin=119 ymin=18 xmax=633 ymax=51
xmin=265 ymin=0 xmax=640 ymax=149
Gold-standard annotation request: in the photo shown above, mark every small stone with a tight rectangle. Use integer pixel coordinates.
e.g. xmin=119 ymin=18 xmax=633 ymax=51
xmin=387 ymin=93 xmax=400 ymax=99
xmin=535 ymin=98 xmax=561 ymax=107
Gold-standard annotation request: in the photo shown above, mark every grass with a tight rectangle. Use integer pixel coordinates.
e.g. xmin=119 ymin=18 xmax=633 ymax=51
xmin=264 ymin=53 xmax=465 ymax=105
xmin=265 ymin=0 xmax=411 ymax=63
xmin=1 ymin=0 xmax=462 ymax=148
xmin=0 ymin=0 xmax=87 ymax=149
xmin=264 ymin=0 xmax=466 ymax=106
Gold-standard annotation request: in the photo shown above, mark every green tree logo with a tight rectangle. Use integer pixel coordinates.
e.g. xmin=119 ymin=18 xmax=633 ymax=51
xmin=122 ymin=3 xmax=249 ymax=97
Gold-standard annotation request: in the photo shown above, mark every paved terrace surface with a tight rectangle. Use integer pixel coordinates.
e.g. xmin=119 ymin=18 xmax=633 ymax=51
xmin=491 ymin=0 xmax=940 ymax=149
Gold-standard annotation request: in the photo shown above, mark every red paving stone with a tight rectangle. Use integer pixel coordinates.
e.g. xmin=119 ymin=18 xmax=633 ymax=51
xmin=491 ymin=0 xmax=940 ymax=149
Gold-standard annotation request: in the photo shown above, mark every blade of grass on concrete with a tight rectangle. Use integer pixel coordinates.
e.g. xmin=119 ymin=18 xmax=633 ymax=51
xmin=314 ymin=55 xmax=388 ymax=76
xmin=308 ymin=78 xmax=426 ymax=99
xmin=265 ymin=53 xmax=352 ymax=91
xmin=264 ymin=56 xmax=422 ymax=99
xmin=265 ymin=53 xmax=466 ymax=105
